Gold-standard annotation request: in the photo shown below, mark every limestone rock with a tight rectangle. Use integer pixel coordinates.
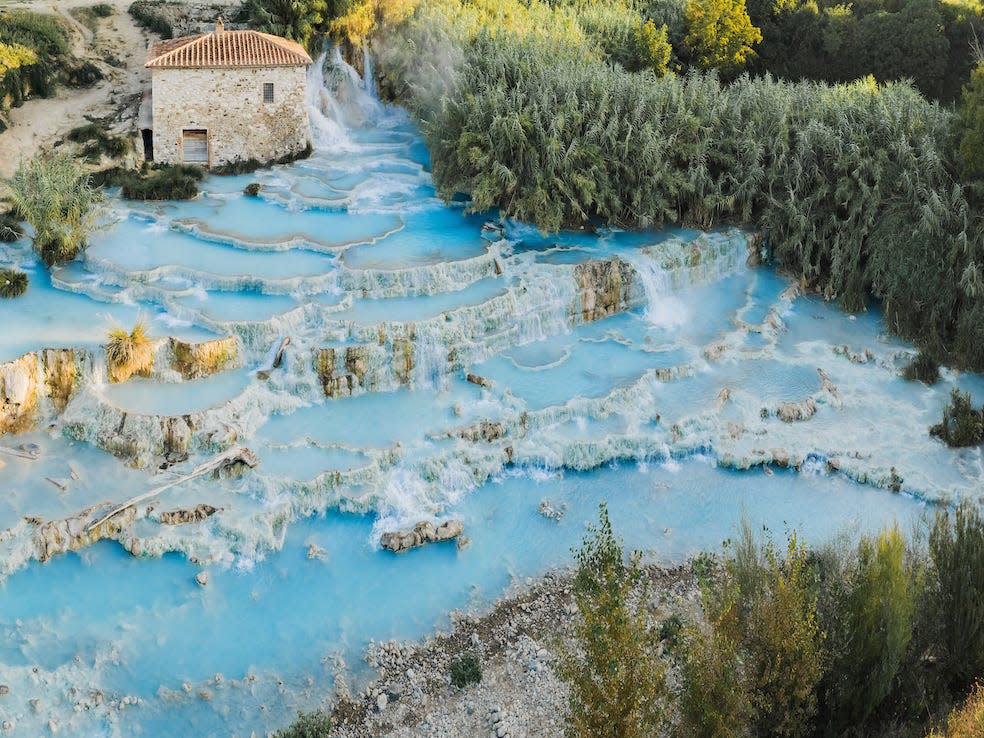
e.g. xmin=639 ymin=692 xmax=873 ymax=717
xmin=0 ymin=353 xmax=39 ymax=434
xmin=458 ymin=420 xmax=504 ymax=443
xmin=776 ymin=397 xmax=817 ymax=422
xmin=35 ymin=502 xmax=138 ymax=562
xmin=170 ymin=337 xmax=239 ymax=380
xmin=195 ymin=571 xmax=209 ymax=587
xmin=158 ymin=504 xmax=218 ymax=525
xmin=380 ymin=519 xmax=465 ymax=553
xmin=466 ymin=373 xmax=491 ymax=389
xmin=41 ymin=349 xmax=80 ymax=413
xmin=573 ymin=257 xmax=633 ymax=323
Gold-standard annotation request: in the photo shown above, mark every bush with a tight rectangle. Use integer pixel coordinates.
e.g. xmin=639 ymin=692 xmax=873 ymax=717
xmin=244 ymin=182 xmax=261 ymax=196
xmin=930 ymin=388 xmax=984 ymax=448
xmin=5 ymin=151 xmax=102 ymax=266
xmin=67 ymin=123 xmax=130 ymax=160
xmin=0 ymin=268 xmax=28 ymax=298
xmin=273 ymin=710 xmax=335 ymax=738
xmin=928 ymin=503 xmax=984 ymax=691
xmin=119 ymin=164 xmax=204 ymax=200
xmin=64 ymin=60 xmax=103 ymax=88
xmin=557 ymin=503 xmax=668 ymax=738
xmin=106 ymin=320 xmax=154 ymax=383
xmin=127 ymin=1 xmax=173 ymax=39
xmin=92 ymin=4 xmax=114 ymax=18
xmin=927 ymin=682 xmax=984 ymax=738
xmin=903 ymin=351 xmax=941 ymax=384
xmin=449 ymin=651 xmax=481 ymax=688
xmin=211 ymin=144 xmax=314 ymax=176
xmin=0 ymin=213 xmax=24 ymax=242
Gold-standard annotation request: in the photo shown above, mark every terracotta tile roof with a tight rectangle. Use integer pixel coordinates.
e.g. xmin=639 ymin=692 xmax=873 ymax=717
xmin=145 ymin=29 xmax=312 ymax=69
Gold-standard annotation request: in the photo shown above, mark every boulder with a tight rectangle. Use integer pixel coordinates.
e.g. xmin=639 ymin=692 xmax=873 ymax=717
xmin=573 ymin=257 xmax=633 ymax=323
xmin=776 ymin=397 xmax=817 ymax=423
xmin=0 ymin=353 xmax=39 ymax=434
xmin=158 ymin=504 xmax=218 ymax=525
xmin=380 ymin=519 xmax=465 ymax=553
xmin=170 ymin=337 xmax=239 ymax=380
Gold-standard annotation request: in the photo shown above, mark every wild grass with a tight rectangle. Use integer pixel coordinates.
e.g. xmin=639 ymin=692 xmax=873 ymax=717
xmin=5 ymin=151 xmax=102 ymax=266
xmin=127 ymin=1 xmax=173 ymax=39
xmin=116 ymin=164 xmax=204 ymax=200
xmin=106 ymin=320 xmax=154 ymax=383
xmin=0 ymin=213 xmax=24 ymax=242
xmin=930 ymin=388 xmax=984 ymax=447
xmin=903 ymin=351 xmax=941 ymax=384
xmin=0 ymin=268 xmax=28 ymax=298
xmin=67 ymin=123 xmax=130 ymax=161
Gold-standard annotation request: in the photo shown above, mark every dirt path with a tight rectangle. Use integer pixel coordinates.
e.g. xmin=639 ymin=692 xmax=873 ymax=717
xmin=0 ymin=0 xmax=152 ymax=178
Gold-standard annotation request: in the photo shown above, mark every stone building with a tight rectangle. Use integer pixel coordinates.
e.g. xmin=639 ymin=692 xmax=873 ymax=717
xmin=144 ymin=20 xmax=312 ymax=167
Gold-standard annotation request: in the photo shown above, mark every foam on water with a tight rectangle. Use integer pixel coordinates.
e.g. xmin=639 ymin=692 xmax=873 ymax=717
xmin=0 ymin=45 xmax=979 ymax=738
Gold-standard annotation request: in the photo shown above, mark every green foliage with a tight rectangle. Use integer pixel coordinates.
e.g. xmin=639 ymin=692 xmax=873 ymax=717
xmin=928 ymin=503 xmax=984 ymax=689
xmin=927 ymin=682 xmax=984 ymax=737
xmin=930 ymin=388 xmax=984 ymax=447
xmin=210 ymin=144 xmax=313 ymax=175
xmin=677 ymin=626 xmax=752 ymax=737
xmin=117 ymin=164 xmax=204 ymax=201
xmin=684 ymin=0 xmax=762 ymax=75
xmin=449 ymin=651 xmax=482 ymax=687
xmin=557 ymin=503 xmax=668 ymax=738
xmin=903 ymin=351 xmax=941 ymax=384
xmin=0 ymin=213 xmax=24 ymax=242
xmin=957 ymin=63 xmax=984 ymax=181
xmin=5 ymin=151 xmax=102 ymax=267
xmin=0 ymin=10 xmax=72 ymax=104
xmin=244 ymin=182 xmax=261 ymax=196
xmin=0 ymin=268 xmax=28 ymax=298
xmin=92 ymin=4 xmax=114 ymax=18
xmin=273 ymin=710 xmax=335 ymax=738
xmin=64 ymin=60 xmax=103 ymax=89
xmin=820 ymin=527 xmax=920 ymax=732
xmin=67 ymin=123 xmax=130 ymax=161
xmin=127 ymin=1 xmax=173 ymax=39
xmin=241 ymin=0 xmax=328 ymax=52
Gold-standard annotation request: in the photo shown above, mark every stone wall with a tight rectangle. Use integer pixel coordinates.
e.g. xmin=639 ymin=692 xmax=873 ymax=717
xmin=151 ymin=65 xmax=310 ymax=167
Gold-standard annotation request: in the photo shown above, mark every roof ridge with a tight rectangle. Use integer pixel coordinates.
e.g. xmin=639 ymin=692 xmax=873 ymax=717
xmin=145 ymin=29 xmax=312 ymax=69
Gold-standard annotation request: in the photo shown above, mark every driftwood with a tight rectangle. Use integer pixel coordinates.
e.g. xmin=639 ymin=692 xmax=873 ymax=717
xmin=85 ymin=445 xmax=259 ymax=533
xmin=257 ymin=336 xmax=291 ymax=379
xmin=45 ymin=477 xmax=69 ymax=492
xmin=0 ymin=445 xmax=39 ymax=460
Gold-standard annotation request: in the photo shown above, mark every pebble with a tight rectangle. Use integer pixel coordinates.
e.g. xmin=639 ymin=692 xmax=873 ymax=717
xmin=195 ymin=571 xmax=209 ymax=587
xmin=376 ymin=693 xmax=388 ymax=711
xmin=0 ymin=685 xmax=8 ymax=697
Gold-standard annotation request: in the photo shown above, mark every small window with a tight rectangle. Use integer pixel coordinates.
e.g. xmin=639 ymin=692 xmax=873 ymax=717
xmin=263 ymin=83 xmax=274 ymax=103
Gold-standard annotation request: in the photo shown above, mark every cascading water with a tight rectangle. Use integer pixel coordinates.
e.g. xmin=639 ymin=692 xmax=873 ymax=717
xmin=0 ymin=37 xmax=981 ymax=738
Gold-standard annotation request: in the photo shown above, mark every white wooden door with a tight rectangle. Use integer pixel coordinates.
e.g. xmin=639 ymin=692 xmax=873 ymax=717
xmin=182 ymin=130 xmax=208 ymax=164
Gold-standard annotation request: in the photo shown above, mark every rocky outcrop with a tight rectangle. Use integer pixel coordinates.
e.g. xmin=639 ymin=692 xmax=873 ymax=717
xmin=392 ymin=339 xmax=414 ymax=386
xmin=316 ymin=348 xmax=353 ymax=398
xmin=380 ymin=520 xmax=465 ymax=553
xmin=457 ymin=420 xmax=505 ymax=443
xmin=158 ymin=504 xmax=218 ymax=525
xmin=42 ymin=349 xmax=80 ymax=413
xmin=170 ymin=336 xmax=239 ymax=379
xmin=0 ymin=353 xmax=39 ymax=434
xmin=572 ymin=257 xmax=633 ymax=323
xmin=775 ymin=397 xmax=817 ymax=423
xmin=34 ymin=502 xmax=137 ymax=563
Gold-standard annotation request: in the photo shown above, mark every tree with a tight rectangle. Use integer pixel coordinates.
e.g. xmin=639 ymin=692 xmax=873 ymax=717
xmin=683 ymin=0 xmax=762 ymax=75
xmin=328 ymin=0 xmax=419 ymax=46
xmin=958 ymin=62 xmax=984 ymax=182
xmin=929 ymin=502 xmax=984 ymax=690
xmin=242 ymin=0 xmax=329 ymax=53
xmin=557 ymin=503 xmax=668 ymax=738
xmin=821 ymin=527 xmax=920 ymax=732
xmin=5 ymin=151 xmax=102 ymax=267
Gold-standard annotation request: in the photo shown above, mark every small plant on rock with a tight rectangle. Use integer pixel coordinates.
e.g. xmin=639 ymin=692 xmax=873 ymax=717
xmin=106 ymin=319 xmax=154 ymax=383
xmin=930 ymin=388 xmax=984 ymax=448
xmin=273 ymin=710 xmax=335 ymax=737
xmin=0 ymin=268 xmax=28 ymax=298
xmin=449 ymin=651 xmax=482 ymax=688
xmin=244 ymin=182 xmax=261 ymax=196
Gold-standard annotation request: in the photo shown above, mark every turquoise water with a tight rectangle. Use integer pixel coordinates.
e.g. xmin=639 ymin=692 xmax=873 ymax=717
xmin=0 ymin=51 xmax=980 ymax=736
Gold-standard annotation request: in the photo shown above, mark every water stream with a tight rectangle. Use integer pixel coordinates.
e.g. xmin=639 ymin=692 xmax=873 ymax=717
xmin=0 ymin=52 xmax=982 ymax=736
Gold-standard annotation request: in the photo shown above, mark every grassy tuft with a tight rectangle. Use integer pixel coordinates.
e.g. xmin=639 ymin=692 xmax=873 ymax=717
xmin=930 ymin=388 xmax=984 ymax=447
xmin=118 ymin=164 xmax=203 ymax=200
xmin=106 ymin=320 xmax=154 ymax=382
xmin=127 ymin=1 xmax=173 ymax=39
xmin=0 ymin=268 xmax=28 ymax=298
xmin=243 ymin=183 xmax=261 ymax=196
xmin=903 ymin=351 xmax=941 ymax=384
xmin=0 ymin=213 xmax=24 ymax=242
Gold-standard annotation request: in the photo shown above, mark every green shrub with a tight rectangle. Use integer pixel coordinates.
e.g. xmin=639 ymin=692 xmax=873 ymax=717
xmin=273 ymin=710 xmax=335 ymax=738
xmin=106 ymin=320 xmax=154 ymax=383
xmin=930 ymin=388 xmax=984 ymax=448
xmin=819 ymin=527 xmax=920 ymax=732
xmin=92 ymin=4 xmax=114 ymax=18
xmin=658 ymin=613 xmax=685 ymax=652
xmin=244 ymin=183 xmax=261 ymax=196
xmin=0 ymin=268 xmax=28 ymax=298
xmin=928 ymin=503 xmax=984 ymax=691
xmin=677 ymin=625 xmax=752 ymax=738
xmin=127 ymin=1 xmax=173 ymax=39
xmin=119 ymin=164 xmax=203 ymax=200
xmin=5 ymin=151 xmax=102 ymax=266
xmin=449 ymin=651 xmax=481 ymax=688
xmin=67 ymin=123 xmax=130 ymax=160
xmin=64 ymin=60 xmax=103 ymax=88
xmin=0 ymin=213 xmax=24 ymax=242
xmin=904 ymin=351 xmax=941 ymax=384
xmin=558 ymin=503 xmax=668 ymax=738
xmin=212 ymin=144 xmax=314 ymax=176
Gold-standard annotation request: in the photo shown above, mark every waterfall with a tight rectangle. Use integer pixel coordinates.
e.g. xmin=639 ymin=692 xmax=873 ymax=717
xmin=412 ymin=330 xmax=450 ymax=391
xmin=362 ymin=45 xmax=377 ymax=99
xmin=305 ymin=46 xmax=384 ymax=151
xmin=627 ymin=253 xmax=688 ymax=330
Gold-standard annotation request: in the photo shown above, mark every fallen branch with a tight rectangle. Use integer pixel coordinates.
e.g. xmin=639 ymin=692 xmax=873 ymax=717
xmin=85 ymin=445 xmax=259 ymax=533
